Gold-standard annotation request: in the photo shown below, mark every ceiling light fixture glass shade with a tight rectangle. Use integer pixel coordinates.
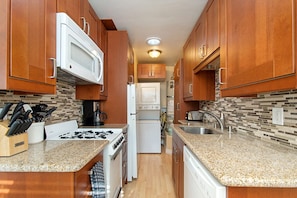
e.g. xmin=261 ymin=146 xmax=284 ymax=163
xmin=148 ymin=49 xmax=162 ymax=58
xmin=146 ymin=37 xmax=161 ymax=46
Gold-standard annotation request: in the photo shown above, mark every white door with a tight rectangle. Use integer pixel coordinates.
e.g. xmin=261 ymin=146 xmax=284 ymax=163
xmin=137 ymin=120 xmax=161 ymax=153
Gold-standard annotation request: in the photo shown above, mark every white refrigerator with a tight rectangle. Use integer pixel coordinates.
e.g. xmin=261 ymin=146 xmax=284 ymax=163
xmin=127 ymin=84 xmax=138 ymax=182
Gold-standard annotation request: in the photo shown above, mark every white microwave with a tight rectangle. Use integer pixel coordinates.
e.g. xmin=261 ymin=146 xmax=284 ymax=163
xmin=56 ymin=13 xmax=104 ymax=85
xmin=136 ymin=83 xmax=160 ymax=110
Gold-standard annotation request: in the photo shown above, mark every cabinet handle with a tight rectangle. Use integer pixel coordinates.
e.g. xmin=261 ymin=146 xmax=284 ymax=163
xmin=199 ymin=45 xmax=207 ymax=58
xmin=189 ymin=84 xmax=193 ymax=94
xmin=80 ymin=17 xmax=87 ymax=32
xmin=219 ymin=68 xmax=226 ymax=85
xmin=175 ymin=148 xmax=179 ymax=163
xmin=152 ymin=70 xmax=155 ymax=77
xmin=128 ymin=75 xmax=134 ymax=84
xmin=176 ymin=103 xmax=180 ymax=110
xmin=49 ymin=58 xmax=56 ymax=79
xmin=202 ymin=44 xmax=207 ymax=57
xmin=86 ymin=21 xmax=90 ymax=35
xmin=100 ymin=85 xmax=104 ymax=93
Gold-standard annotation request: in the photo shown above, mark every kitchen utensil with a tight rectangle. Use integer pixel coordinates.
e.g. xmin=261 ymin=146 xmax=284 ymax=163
xmin=12 ymin=101 xmax=24 ymax=116
xmin=0 ymin=103 xmax=13 ymax=120
xmin=6 ymin=119 xmax=22 ymax=136
xmin=23 ymin=104 xmax=33 ymax=118
xmin=22 ymin=110 xmax=32 ymax=120
xmin=19 ymin=118 xmax=33 ymax=134
xmin=8 ymin=111 xmax=22 ymax=127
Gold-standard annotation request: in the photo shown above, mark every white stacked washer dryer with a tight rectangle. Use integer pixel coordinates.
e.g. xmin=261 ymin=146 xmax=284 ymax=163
xmin=136 ymin=83 xmax=161 ymax=153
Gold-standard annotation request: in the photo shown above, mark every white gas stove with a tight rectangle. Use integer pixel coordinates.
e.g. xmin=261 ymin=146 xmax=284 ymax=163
xmin=45 ymin=120 xmax=124 ymax=198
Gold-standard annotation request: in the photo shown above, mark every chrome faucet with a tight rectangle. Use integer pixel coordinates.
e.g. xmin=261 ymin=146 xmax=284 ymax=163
xmin=199 ymin=110 xmax=225 ymax=132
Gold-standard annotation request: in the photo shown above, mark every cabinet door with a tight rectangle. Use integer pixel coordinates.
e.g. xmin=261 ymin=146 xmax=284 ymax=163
xmin=9 ymin=0 xmax=56 ymax=93
xmin=80 ymin=0 xmax=98 ymax=44
xmin=138 ymin=64 xmax=151 ymax=78
xmin=205 ymin=0 xmax=219 ymax=57
xmin=183 ymin=34 xmax=195 ymax=100
xmin=172 ymin=134 xmax=179 ymax=197
xmin=57 ymin=0 xmax=80 ymax=24
xmin=221 ymin=0 xmax=295 ymax=94
xmin=151 ymin=64 xmax=166 ymax=78
xmin=194 ymin=15 xmax=206 ymax=66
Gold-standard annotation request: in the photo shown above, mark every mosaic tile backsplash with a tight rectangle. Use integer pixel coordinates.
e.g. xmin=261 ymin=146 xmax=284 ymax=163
xmin=200 ymin=70 xmax=297 ymax=149
xmin=1 ymin=74 xmax=297 ymax=149
xmin=0 ymin=81 xmax=82 ymax=125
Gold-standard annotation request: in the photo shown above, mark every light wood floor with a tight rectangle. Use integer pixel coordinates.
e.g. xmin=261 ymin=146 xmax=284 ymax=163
xmin=123 ymin=148 xmax=176 ymax=198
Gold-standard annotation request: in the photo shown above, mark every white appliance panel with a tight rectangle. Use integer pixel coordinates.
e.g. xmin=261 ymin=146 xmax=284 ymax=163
xmin=137 ymin=83 xmax=160 ymax=107
xmin=127 ymin=84 xmax=138 ymax=181
xmin=183 ymin=146 xmax=226 ymax=198
xmin=56 ymin=13 xmax=104 ymax=85
xmin=137 ymin=120 xmax=161 ymax=153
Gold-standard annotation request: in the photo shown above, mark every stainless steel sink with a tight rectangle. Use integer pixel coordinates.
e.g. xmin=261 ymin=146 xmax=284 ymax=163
xmin=179 ymin=126 xmax=217 ymax=135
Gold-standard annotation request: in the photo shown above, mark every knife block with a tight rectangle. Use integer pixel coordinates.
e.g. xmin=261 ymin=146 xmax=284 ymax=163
xmin=0 ymin=120 xmax=28 ymax=157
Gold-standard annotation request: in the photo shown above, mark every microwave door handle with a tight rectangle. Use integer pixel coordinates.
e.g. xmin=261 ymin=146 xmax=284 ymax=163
xmin=98 ymin=56 xmax=103 ymax=82
xmin=49 ymin=58 xmax=57 ymax=79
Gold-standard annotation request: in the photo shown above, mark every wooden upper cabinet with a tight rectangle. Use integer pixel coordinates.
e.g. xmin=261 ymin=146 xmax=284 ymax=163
xmin=57 ymin=0 xmax=99 ymax=44
xmin=193 ymin=0 xmax=220 ymax=72
xmin=194 ymin=15 xmax=206 ymax=67
xmin=80 ymin=0 xmax=98 ymax=44
xmin=0 ymin=0 xmax=56 ymax=94
xmin=183 ymin=33 xmax=195 ymax=100
xmin=205 ymin=0 xmax=220 ymax=58
xmin=220 ymin=0 xmax=296 ymax=96
xmin=173 ymin=59 xmax=199 ymax=124
xmin=56 ymin=0 xmax=80 ymax=24
xmin=137 ymin=64 xmax=166 ymax=81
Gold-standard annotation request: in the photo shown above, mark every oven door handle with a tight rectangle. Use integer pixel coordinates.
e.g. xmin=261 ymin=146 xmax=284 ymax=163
xmin=111 ymin=144 xmax=123 ymax=160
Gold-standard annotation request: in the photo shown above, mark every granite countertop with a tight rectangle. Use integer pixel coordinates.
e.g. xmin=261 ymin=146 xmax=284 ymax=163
xmin=0 ymin=140 xmax=108 ymax=172
xmin=0 ymin=124 xmax=128 ymax=172
xmin=173 ymin=121 xmax=297 ymax=187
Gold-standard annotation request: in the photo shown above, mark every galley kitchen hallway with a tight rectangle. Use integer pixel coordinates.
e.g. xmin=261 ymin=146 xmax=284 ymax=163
xmin=123 ymin=148 xmax=176 ymax=198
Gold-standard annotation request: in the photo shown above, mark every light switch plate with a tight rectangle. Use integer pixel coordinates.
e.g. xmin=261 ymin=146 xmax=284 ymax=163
xmin=272 ymin=107 xmax=284 ymax=125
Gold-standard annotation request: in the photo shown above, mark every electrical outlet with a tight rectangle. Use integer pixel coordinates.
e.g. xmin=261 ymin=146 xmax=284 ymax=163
xmin=272 ymin=107 xmax=284 ymax=125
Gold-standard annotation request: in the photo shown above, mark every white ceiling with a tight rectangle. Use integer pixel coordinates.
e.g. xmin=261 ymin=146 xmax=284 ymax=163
xmin=89 ymin=0 xmax=208 ymax=66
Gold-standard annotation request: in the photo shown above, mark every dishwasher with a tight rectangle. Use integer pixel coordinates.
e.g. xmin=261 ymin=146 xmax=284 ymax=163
xmin=183 ymin=146 xmax=226 ymax=198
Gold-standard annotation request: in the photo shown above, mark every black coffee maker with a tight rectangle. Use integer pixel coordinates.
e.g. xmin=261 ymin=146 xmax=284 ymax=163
xmin=82 ymin=101 xmax=107 ymax=126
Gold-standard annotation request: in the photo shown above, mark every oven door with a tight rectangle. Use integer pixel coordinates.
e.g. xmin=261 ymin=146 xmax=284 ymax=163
xmin=105 ymin=149 xmax=122 ymax=198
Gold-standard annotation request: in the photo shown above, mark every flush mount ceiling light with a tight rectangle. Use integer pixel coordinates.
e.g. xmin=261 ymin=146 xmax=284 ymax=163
xmin=146 ymin=37 xmax=161 ymax=46
xmin=148 ymin=49 xmax=162 ymax=58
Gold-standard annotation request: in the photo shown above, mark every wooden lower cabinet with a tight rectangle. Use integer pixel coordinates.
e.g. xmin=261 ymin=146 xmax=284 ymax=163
xmin=228 ymin=187 xmax=297 ymax=198
xmin=172 ymin=131 xmax=184 ymax=198
xmin=0 ymin=152 xmax=103 ymax=198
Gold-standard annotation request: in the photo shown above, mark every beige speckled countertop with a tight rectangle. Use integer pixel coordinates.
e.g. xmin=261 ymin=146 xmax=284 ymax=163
xmin=0 ymin=140 xmax=108 ymax=172
xmin=0 ymin=124 xmax=128 ymax=172
xmin=173 ymin=121 xmax=297 ymax=187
